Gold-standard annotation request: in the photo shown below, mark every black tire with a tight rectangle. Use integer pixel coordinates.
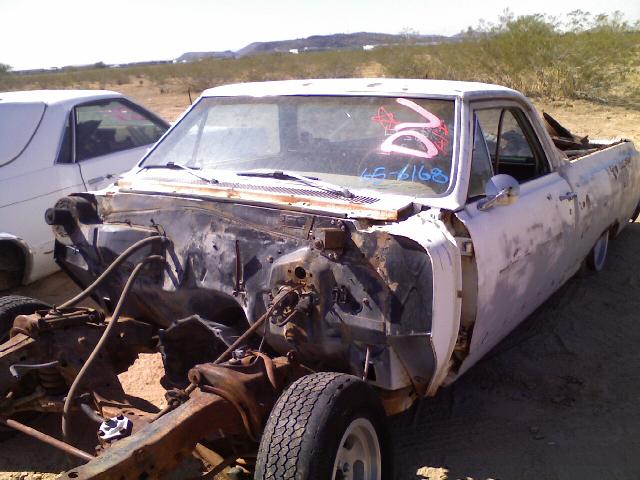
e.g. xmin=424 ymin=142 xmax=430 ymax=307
xmin=0 ymin=295 xmax=50 ymax=342
xmin=0 ymin=295 xmax=50 ymax=441
xmin=255 ymin=372 xmax=392 ymax=480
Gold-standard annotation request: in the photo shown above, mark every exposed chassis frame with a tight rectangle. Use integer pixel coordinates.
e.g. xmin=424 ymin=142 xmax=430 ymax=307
xmin=0 ymin=241 xmax=309 ymax=479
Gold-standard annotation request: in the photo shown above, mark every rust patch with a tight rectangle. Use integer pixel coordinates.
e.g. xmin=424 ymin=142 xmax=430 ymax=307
xmin=116 ymin=178 xmax=406 ymax=221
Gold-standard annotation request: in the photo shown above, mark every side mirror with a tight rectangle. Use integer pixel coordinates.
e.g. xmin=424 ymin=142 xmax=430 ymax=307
xmin=478 ymin=174 xmax=520 ymax=211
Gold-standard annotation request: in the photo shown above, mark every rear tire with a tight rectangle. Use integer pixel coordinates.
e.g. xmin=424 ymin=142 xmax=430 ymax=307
xmin=587 ymin=230 xmax=609 ymax=272
xmin=255 ymin=372 xmax=391 ymax=480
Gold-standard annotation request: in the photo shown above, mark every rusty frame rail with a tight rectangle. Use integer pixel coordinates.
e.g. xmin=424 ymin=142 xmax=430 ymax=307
xmin=57 ymin=356 xmax=305 ymax=479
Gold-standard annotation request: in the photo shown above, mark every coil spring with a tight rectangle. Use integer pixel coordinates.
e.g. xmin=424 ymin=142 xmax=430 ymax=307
xmin=38 ymin=367 xmax=67 ymax=395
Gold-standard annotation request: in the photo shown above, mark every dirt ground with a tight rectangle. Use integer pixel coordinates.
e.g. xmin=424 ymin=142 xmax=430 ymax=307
xmin=1 ymin=85 xmax=640 ymax=479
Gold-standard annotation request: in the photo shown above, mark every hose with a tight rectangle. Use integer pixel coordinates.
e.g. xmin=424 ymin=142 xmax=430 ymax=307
xmin=62 ymin=255 xmax=165 ymax=442
xmin=59 ymin=235 xmax=166 ymax=309
xmin=79 ymin=402 xmax=106 ymax=424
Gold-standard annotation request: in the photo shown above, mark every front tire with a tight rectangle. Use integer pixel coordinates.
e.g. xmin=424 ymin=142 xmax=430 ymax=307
xmin=255 ymin=372 xmax=391 ymax=480
xmin=0 ymin=295 xmax=50 ymax=342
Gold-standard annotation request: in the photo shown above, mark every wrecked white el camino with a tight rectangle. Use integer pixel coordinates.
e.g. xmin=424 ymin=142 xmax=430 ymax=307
xmin=1 ymin=79 xmax=639 ymax=480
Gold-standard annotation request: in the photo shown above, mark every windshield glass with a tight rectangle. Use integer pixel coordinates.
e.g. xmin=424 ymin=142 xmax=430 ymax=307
xmin=141 ymin=95 xmax=456 ymax=197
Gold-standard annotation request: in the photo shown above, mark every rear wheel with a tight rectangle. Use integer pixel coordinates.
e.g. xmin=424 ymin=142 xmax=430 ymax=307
xmin=255 ymin=372 xmax=391 ymax=480
xmin=587 ymin=230 xmax=610 ymax=272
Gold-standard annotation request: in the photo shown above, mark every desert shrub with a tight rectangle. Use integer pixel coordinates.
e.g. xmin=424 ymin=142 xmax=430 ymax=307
xmin=377 ymin=10 xmax=640 ymax=104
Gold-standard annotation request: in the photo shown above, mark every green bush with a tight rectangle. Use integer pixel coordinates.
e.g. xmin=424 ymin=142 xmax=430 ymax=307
xmin=378 ymin=10 xmax=640 ymax=104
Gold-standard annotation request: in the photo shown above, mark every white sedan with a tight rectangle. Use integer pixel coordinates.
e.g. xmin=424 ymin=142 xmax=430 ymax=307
xmin=0 ymin=90 xmax=169 ymax=289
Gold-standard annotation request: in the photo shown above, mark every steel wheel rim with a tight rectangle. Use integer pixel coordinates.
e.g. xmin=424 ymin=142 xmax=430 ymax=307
xmin=332 ymin=417 xmax=381 ymax=480
xmin=592 ymin=232 xmax=609 ymax=271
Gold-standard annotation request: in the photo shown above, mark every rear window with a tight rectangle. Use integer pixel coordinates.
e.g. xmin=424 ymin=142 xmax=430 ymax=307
xmin=0 ymin=102 xmax=46 ymax=167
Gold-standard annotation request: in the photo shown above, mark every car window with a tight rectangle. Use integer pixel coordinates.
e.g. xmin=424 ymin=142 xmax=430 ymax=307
xmin=476 ymin=107 xmax=548 ymax=183
xmin=475 ymin=109 xmax=500 ymax=159
xmin=75 ymin=100 xmax=166 ymax=161
xmin=56 ymin=114 xmax=73 ymax=164
xmin=0 ymin=102 xmax=46 ymax=167
xmin=468 ymin=116 xmax=494 ymax=199
xmin=498 ymin=110 xmax=534 ymax=163
xmin=143 ymin=96 xmax=457 ymax=198
xmin=185 ymin=103 xmax=281 ymax=169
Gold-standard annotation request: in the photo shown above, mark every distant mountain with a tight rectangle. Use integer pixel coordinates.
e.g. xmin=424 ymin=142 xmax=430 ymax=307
xmin=235 ymin=32 xmax=451 ymax=56
xmin=173 ymin=32 xmax=462 ymax=64
xmin=174 ymin=51 xmax=235 ymax=63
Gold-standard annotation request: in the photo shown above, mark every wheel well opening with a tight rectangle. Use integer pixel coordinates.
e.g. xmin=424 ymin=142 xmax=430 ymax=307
xmin=609 ymin=221 xmax=620 ymax=237
xmin=0 ymin=241 xmax=27 ymax=289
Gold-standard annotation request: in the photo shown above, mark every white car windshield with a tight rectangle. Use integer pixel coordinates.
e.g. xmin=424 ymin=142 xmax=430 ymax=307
xmin=141 ymin=95 xmax=456 ymax=197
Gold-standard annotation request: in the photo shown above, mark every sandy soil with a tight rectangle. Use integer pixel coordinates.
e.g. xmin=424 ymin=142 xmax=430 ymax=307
xmin=1 ymin=86 xmax=640 ymax=479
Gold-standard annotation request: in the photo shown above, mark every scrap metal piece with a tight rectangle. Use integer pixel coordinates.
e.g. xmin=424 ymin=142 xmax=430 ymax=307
xmin=10 ymin=308 xmax=104 ymax=338
xmin=98 ymin=414 xmax=133 ymax=443
xmin=9 ymin=360 xmax=59 ymax=380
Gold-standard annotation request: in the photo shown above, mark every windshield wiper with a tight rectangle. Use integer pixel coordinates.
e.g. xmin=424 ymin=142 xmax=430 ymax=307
xmin=236 ymin=170 xmax=354 ymax=199
xmin=138 ymin=162 xmax=219 ymax=184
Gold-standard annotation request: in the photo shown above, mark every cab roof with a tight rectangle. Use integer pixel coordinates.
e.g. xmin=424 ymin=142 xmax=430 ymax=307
xmin=0 ymin=89 xmax=122 ymax=106
xmin=202 ymin=78 xmax=522 ymax=100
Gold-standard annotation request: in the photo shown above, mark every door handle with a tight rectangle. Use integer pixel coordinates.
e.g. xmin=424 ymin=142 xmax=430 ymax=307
xmin=559 ymin=192 xmax=577 ymax=201
xmin=87 ymin=176 xmax=104 ymax=185
xmin=88 ymin=174 xmax=115 ymax=185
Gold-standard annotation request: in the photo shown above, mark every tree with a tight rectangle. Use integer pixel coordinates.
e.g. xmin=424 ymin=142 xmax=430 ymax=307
xmin=399 ymin=27 xmax=420 ymax=44
xmin=591 ymin=11 xmax=631 ymax=32
xmin=0 ymin=63 xmax=11 ymax=74
xmin=565 ymin=10 xmax=592 ymax=33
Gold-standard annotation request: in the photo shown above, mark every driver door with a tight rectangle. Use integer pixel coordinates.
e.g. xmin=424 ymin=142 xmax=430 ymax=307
xmin=455 ymin=102 xmax=577 ymax=372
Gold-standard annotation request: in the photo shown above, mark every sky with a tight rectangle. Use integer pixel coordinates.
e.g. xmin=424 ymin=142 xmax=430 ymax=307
xmin=1 ymin=0 xmax=639 ymax=71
